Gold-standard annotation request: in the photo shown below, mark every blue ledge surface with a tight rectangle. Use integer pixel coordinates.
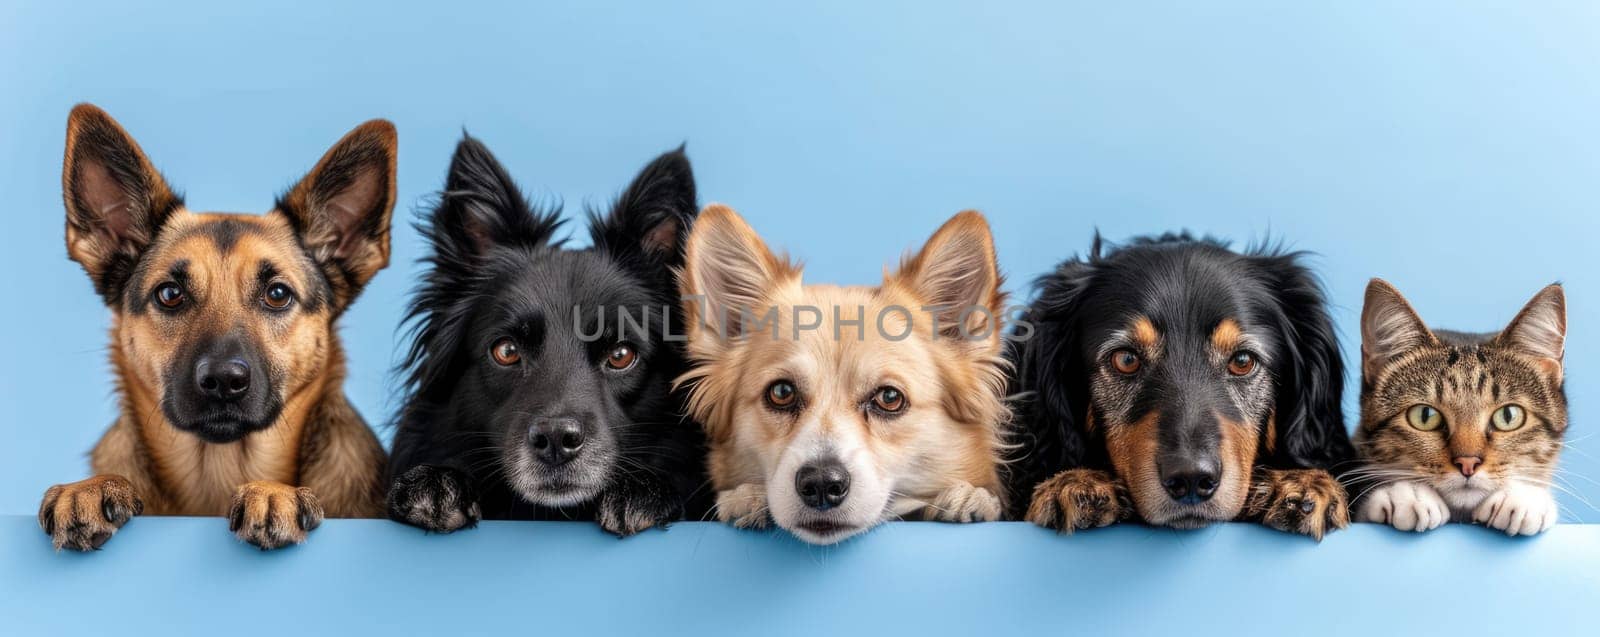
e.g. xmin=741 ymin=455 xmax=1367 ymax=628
xmin=2 ymin=516 xmax=1596 ymax=636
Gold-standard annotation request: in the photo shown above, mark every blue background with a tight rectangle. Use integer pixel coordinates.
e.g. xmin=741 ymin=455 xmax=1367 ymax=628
xmin=3 ymin=517 xmax=1597 ymax=636
xmin=2 ymin=0 xmax=1597 ymax=528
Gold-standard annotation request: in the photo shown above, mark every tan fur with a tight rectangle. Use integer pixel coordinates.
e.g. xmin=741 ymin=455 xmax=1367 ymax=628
xmin=41 ymin=105 xmax=392 ymax=550
xmin=1104 ymin=412 xmax=1162 ymax=520
xmin=1131 ymin=316 xmax=1160 ymax=351
xmin=1211 ymin=318 xmax=1241 ymax=353
xmin=77 ymin=214 xmax=387 ymax=520
xmin=1244 ymin=468 xmax=1348 ymax=541
xmin=680 ymin=206 xmax=1009 ymax=540
xmin=1024 ymin=468 xmax=1129 ymax=532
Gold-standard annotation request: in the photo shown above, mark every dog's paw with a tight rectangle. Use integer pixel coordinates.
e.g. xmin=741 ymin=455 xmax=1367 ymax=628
xmin=387 ymin=465 xmax=481 ymax=533
xmin=1473 ymin=483 xmax=1558 ymax=536
xmin=597 ymin=478 xmax=681 ymax=537
xmin=1025 ymin=469 xmax=1130 ymax=532
xmin=38 ymin=475 xmax=144 ymax=551
xmin=715 ymin=483 xmax=770 ymax=529
xmin=926 ymin=481 xmax=1003 ymax=523
xmin=1245 ymin=468 xmax=1349 ymax=541
xmin=1355 ymin=481 xmax=1449 ymax=532
xmin=228 ymin=481 xmax=323 ymax=550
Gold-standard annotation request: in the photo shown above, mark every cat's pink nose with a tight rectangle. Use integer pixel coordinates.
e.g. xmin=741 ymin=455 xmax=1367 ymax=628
xmin=1454 ymin=456 xmax=1481 ymax=477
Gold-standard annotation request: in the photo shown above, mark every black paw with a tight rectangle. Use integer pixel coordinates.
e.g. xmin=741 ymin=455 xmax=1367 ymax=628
xmin=387 ymin=465 xmax=481 ymax=533
xmin=598 ymin=477 xmax=681 ymax=537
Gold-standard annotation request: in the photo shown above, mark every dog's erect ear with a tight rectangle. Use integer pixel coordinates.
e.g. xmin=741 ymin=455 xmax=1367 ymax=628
xmin=275 ymin=119 xmax=398 ymax=308
xmin=1495 ymin=283 xmax=1566 ymax=381
xmin=681 ymin=204 xmax=794 ymax=342
xmin=62 ymin=104 xmax=184 ymax=304
xmin=1360 ymin=278 xmax=1438 ymax=380
xmin=1258 ymin=255 xmax=1354 ymax=471
xmin=430 ymin=134 xmax=562 ymax=261
xmin=894 ymin=211 xmax=1005 ymax=345
xmin=591 ymin=145 xmax=697 ymax=269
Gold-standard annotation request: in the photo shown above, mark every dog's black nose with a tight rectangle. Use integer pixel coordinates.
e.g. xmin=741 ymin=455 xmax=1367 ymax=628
xmin=195 ymin=357 xmax=251 ymax=402
xmin=528 ymin=418 xmax=585 ymax=466
xmin=795 ymin=459 xmax=851 ymax=511
xmin=1160 ymin=459 xmax=1220 ymax=505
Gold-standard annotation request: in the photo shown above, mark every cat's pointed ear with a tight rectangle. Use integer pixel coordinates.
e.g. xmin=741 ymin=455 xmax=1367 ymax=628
xmin=430 ymin=134 xmax=562 ymax=260
xmin=891 ymin=210 xmax=1005 ymax=347
xmin=681 ymin=204 xmax=795 ymax=345
xmin=1360 ymin=278 xmax=1437 ymax=379
xmin=591 ymin=145 xmax=697 ymax=268
xmin=276 ymin=119 xmax=398 ymax=308
xmin=62 ymin=104 xmax=184 ymax=304
xmin=1496 ymin=283 xmax=1565 ymax=380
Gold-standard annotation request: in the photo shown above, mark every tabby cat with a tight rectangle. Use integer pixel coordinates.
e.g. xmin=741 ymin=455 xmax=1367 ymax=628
xmin=1352 ymin=278 xmax=1568 ymax=535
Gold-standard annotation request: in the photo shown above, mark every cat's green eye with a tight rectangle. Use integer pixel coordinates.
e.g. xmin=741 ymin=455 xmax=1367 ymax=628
xmin=1491 ymin=405 xmax=1527 ymax=431
xmin=1405 ymin=405 xmax=1444 ymax=431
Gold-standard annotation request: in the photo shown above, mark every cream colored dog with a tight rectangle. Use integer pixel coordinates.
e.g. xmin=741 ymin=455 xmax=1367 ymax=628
xmin=678 ymin=205 xmax=1010 ymax=544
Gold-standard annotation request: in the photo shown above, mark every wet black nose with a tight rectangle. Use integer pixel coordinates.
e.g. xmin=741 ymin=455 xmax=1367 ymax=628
xmin=1160 ymin=458 xmax=1221 ymax=505
xmin=195 ymin=357 xmax=251 ymax=402
xmin=795 ymin=459 xmax=851 ymax=511
xmin=528 ymin=418 xmax=585 ymax=466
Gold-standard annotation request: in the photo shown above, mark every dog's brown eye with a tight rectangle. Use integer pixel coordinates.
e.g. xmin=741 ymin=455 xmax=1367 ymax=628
xmin=154 ymin=283 xmax=184 ymax=309
xmin=872 ymin=386 xmax=906 ymax=413
xmin=605 ymin=344 xmax=637 ymax=371
xmin=262 ymin=282 xmax=293 ymax=310
xmin=1110 ymin=349 xmax=1141 ymax=374
xmin=1227 ymin=351 xmax=1256 ymax=376
xmin=766 ymin=381 xmax=798 ymax=409
xmin=490 ymin=338 xmax=520 ymax=366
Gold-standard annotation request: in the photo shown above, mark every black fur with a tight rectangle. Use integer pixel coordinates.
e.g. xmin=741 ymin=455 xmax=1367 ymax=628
xmin=1002 ymin=232 xmax=1354 ymax=516
xmin=387 ymin=135 xmax=707 ymax=535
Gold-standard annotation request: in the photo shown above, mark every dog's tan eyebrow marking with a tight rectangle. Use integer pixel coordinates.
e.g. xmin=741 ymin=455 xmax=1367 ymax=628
xmin=1130 ymin=316 xmax=1159 ymax=350
xmin=1211 ymin=318 xmax=1242 ymax=353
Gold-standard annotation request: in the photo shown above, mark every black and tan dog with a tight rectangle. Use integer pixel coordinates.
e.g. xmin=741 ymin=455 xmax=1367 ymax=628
xmin=1005 ymin=233 xmax=1355 ymax=539
xmin=38 ymin=104 xmax=395 ymax=550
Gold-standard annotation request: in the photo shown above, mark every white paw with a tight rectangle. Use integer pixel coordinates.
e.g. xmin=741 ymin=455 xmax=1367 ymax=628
xmin=926 ymin=481 xmax=1003 ymax=523
xmin=1474 ymin=484 xmax=1558 ymax=536
xmin=1356 ymin=481 xmax=1449 ymax=532
xmin=715 ymin=483 xmax=770 ymax=529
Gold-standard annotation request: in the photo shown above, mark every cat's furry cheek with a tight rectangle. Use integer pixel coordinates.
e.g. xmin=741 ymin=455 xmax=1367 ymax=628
xmin=1357 ymin=481 xmax=1449 ymax=532
xmin=1474 ymin=483 xmax=1558 ymax=536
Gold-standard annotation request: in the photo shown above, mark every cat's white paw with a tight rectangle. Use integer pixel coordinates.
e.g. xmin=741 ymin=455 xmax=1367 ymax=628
xmin=926 ymin=481 xmax=1002 ymax=523
xmin=715 ymin=483 xmax=770 ymax=529
xmin=1473 ymin=484 xmax=1558 ymax=536
xmin=1357 ymin=481 xmax=1449 ymax=532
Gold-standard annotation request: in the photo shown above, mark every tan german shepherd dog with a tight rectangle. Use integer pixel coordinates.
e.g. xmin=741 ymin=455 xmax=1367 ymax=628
xmin=38 ymin=104 xmax=394 ymax=550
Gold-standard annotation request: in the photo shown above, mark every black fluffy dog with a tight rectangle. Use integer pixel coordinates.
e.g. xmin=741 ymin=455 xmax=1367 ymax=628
xmin=1004 ymin=233 xmax=1355 ymax=539
xmin=387 ymin=135 xmax=706 ymax=536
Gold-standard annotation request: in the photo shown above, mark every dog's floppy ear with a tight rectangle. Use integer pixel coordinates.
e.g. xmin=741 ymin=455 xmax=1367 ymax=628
xmin=680 ymin=204 xmax=795 ymax=346
xmin=275 ymin=119 xmax=398 ymax=309
xmin=1360 ymin=278 xmax=1438 ymax=380
xmin=1008 ymin=258 xmax=1096 ymax=486
xmin=590 ymin=145 xmax=697 ymax=270
xmin=893 ymin=211 xmax=1005 ymax=348
xmin=1258 ymin=254 xmax=1354 ymax=471
xmin=1494 ymin=283 xmax=1566 ymax=381
xmin=62 ymin=103 xmax=184 ymax=304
